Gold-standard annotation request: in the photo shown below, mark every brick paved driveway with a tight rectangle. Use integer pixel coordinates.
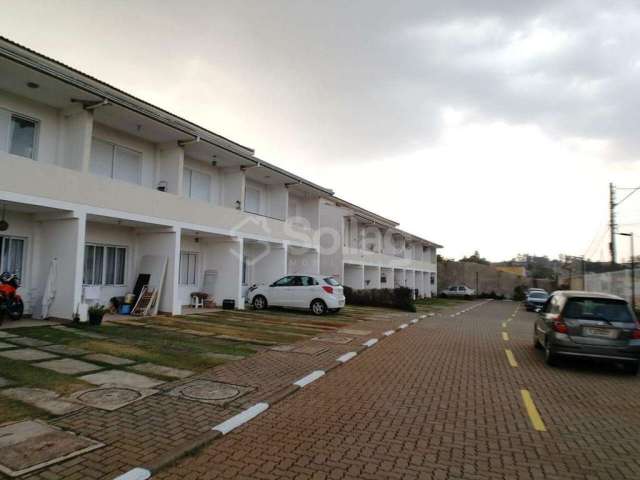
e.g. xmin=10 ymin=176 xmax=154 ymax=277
xmin=157 ymin=300 xmax=640 ymax=480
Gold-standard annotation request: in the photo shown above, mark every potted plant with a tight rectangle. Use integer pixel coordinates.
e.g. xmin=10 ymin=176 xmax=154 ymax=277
xmin=88 ymin=304 xmax=108 ymax=325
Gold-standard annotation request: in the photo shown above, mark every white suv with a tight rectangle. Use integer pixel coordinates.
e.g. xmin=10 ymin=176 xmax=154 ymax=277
xmin=247 ymin=274 xmax=345 ymax=315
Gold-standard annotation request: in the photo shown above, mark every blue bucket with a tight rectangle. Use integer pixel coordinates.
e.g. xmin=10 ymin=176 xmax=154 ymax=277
xmin=119 ymin=304 xmax=132 ymax=315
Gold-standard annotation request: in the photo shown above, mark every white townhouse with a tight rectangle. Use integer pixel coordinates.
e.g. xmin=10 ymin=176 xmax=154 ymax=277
xmin=0 ymin=37 xmax=440 ymax=320
xmin=319 ymin=197 xmax=440 ymax=297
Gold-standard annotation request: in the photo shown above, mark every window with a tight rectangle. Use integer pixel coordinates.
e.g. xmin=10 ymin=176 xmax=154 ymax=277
xmin=90 ymin=138 xmax=142 ymax=184
xmin=272 ymin=276 xmax=294 ymax=287
xmin=83 ymin=244 xmax=126 ymax=285
xmin=9 ymin=115 xmax=38 ymax=159
xmin=183 ymin=167 xmax=211 ymax=202
xmin=0 ymin=236 xmax=25 ymax=279
xmin=179 ymin=251 xmax=198 ymax=285
xmin=301 ymin=276 xmax=317 ymax=286
xmin=324 ymin=277 xmax=341 ymax=286
xmin=245 ymin=187 xmax=261 ymax=214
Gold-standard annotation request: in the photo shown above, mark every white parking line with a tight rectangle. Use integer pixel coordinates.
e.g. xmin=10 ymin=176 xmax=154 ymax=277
xmin=410 ymin=319 xmax=418 ymax=324
xmin=398 ymin=323 xmax=409 ymax=329
xmin=212 ymin=403 xmax=270 ymax=435
xmin=336 ymin=352 xmax=358 ymax=363
xmin=293 ymin=370 xmax=326 ymax=388
xmin=113 ymin=468 xmax=151 ymax=480
xmin=363 ymin=338 xmax=379 ymax=347
xmin=383 ymin=330 xmax=395 ymax=336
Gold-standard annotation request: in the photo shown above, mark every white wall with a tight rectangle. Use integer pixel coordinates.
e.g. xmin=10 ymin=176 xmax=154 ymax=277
xmin=287 ymin=246 xmax=319 ymax=275
xmin=134 ymin=229 xmax=179 ymax=314
xmin=244 ymin=241 xmax=286 ymax=286
xmin=364 ymin=265 xmax=381 ymax=289
xmin=157 ymin=144 xmax=184 ymax=195
xmin=37 ymin=215 xmax=84 ymax=319
xmin=205 ymin=239 xmax=242 ymax=308
xmin=318 ymin=200 xmax=345 ymax=282
xmin=0 ymin=90 xmax=61 ymax=166
xmin=344 ymin=264 xmax=364 ymax=289
xmin=221 ymin=168 xmax=244 ymax=210
xmin=394 ymin=268 xmax=405 ymax=287
xmin=380 ymin=267 xmax=393 ymax=289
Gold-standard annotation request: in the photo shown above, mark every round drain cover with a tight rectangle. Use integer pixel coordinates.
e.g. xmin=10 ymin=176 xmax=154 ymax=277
xmin=78 ymin=387 xmax=142 ymax=405
xmin=180 ymin=381 xmax=240 ymax=401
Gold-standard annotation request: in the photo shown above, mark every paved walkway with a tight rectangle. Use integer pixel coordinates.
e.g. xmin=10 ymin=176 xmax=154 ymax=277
xmin=18 ymin=309 xmax=414 ymax=479
xmin=154 ymin=300 xmax=640 ymax=480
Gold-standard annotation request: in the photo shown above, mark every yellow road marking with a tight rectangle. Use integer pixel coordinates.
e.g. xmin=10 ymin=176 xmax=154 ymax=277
xmin=505 ymin=349 xmax=518 ymax=367
xmin=502 ymin=332 xmax=509 ymax=341
xmin=521 ymin=389 xmax=547 ymax=432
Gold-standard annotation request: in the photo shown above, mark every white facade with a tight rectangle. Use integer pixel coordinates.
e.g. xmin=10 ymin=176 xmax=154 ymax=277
xmin=319 ymin=199 xmax=439 ymax=298
xmin=0 ymin=38 xmax=439 ymax=319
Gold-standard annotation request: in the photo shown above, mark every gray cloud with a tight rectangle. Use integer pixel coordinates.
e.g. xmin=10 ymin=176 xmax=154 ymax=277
xmin=2 ymin=0 xmax=640 ymax=164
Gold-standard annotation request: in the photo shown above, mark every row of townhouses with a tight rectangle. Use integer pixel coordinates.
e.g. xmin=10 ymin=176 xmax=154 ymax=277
xmin=0 ymin=37 xmax=441 ymax=320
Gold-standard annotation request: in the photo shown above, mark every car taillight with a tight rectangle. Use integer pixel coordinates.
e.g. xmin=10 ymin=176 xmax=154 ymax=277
xmin=322 ymin=286 xmax=333 ymax=294
xmin=632 ymin=329 xmax=640 ymax=339
xmin=552 ymin=315 xmax=569 ymax=334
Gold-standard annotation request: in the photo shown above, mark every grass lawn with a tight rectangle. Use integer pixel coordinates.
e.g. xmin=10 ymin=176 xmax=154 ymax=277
xmin=0 ymin=303 xmax=424 ymax=425
xmin=414 ymin=297 xmax=467 ymax=311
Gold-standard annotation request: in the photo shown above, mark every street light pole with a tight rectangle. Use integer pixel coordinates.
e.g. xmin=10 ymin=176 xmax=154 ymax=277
xmin=618 ymin=232 xmax=635 ymax=311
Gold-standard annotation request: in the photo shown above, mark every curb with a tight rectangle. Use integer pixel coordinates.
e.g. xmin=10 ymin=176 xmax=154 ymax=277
xmin=112 ymin=312 xmax=435 ymax=480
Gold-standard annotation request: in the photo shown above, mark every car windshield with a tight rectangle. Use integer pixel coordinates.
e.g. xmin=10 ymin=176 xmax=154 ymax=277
xmin=564 ymin=298 xmax=635 ymax=323
xmin=529 ymin=292 xmax=548 ymax=299
xmin=324 ymin=277 xmax=340 ymax=286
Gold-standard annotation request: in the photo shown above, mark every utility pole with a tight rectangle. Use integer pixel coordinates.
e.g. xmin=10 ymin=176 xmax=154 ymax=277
xmin=610 ymin=182 xmax=617 ymax=265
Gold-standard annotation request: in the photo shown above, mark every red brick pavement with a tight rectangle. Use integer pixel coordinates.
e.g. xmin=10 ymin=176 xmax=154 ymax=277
xmin=154 ymin=300 xmax=640 ymax=480
xmin=16 ymin=309 xmax=418 ymax=480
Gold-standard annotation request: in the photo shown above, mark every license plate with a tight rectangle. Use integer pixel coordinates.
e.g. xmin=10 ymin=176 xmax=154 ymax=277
xmin=583 ymin=327 xmax=618 ymax=339
xmin=339 ymin=300 xmax=345 ymax=306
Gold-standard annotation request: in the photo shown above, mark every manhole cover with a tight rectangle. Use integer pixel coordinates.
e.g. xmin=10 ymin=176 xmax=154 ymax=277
xmin=78 ymin=388 xmax=141 ymax=404
xmin=70 ymin=386 xmax=157 ymax=411
xmin=182 ymin=383 xmax=239 ymax=401
xmin=167 ymin=380 xmax=253 ymax=405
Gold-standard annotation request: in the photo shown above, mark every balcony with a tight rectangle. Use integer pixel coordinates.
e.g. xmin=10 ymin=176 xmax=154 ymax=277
xmin=343 ymin=246 xmax=435 ymax=271
xmin=0 ymin=153 xmax=317 ymax=247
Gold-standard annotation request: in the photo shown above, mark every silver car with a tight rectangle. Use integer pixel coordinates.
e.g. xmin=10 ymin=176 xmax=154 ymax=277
xmin=533 ymin=291 xmax=640 ymax=374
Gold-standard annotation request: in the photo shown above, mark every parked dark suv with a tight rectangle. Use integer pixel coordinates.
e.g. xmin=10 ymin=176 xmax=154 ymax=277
xmin=533 ymin=291 xmax=640 ymax=374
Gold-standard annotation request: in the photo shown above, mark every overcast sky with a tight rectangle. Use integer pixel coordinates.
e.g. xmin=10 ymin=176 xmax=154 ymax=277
xmin=2 ymin=0 xmax=640 ymax=261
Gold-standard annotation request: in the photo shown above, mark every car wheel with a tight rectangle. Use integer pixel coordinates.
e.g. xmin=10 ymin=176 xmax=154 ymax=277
xmin=310 ymin=299 xmax=327 ymax=316
xmin=623 ymin=362 xmax=639 ymax=375
xmin=544 ymin=338 xmax=559 ymax=367
xmin=533 ymin=327 xmax=543 ymax=350
xmin=252 ymin=295 xmax=268 ymax=310
xmin=7 ymin=299 xmax=23 ymax=321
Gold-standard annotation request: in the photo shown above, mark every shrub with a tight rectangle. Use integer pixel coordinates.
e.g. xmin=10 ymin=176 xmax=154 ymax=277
xmin=343 ymin=286 xmax=416 ymax=312
xmin=513 ymin=285 xmax=527 ymax=301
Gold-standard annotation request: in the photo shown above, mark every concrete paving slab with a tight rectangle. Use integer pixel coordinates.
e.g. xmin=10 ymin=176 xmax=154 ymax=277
xmin=0 ymin=376 xmax=13 ymax=388
xmin=312 ymin=335 xmax=354 ymax=344
xmin=166 ymin=379 xmax=253 ymax=406
xmin=34 ymin=358 xmax=103 ymax=375
xmin=0 ymin=348 xmax=58 ymax=362
xmin=83 ymin=353 xmax=136 ymax=366
xmin=40 ymin=344 xmax=90 ymax=356
xmin=269 ymin=345 xmax=296 ymax=352
xmin=50 ymin=326 xmax=107 ymax=339
xmin=0 ymin=331 xmax=18 ymax=338
xmin=202 ymin=352 xmax=246 ymax=361
xmin=5 ymin=337 xmax=52 ymax=348
xmin=130 ymin=363 xmax=194 ymax=379
xmin=0 ymin=420 xmax=103 ymax=477
xmin=80 ymin=370 xmax=164 ymax=389
xmin=0 ymin=388 xmax=83 ymax=415
xmin=69 ymin=385 xmax=158 ymax=411
xmin=291 ymin=344 xmax=329 ymax=356
xmin=338 ymin=328 xmax=372 ymax=336
xmin=0 ymin=341 xmax=17 ymax=350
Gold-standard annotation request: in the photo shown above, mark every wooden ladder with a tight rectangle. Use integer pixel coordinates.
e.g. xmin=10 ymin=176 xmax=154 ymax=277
xmin=131 ymin=286 xmax=157 ymax=316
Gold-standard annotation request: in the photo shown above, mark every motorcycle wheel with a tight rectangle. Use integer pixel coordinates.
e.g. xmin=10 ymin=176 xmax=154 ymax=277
xmin=7 ymin=299 xmax=23 ymax=321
